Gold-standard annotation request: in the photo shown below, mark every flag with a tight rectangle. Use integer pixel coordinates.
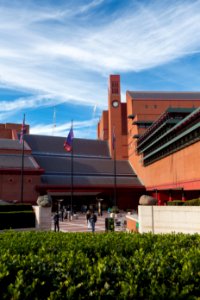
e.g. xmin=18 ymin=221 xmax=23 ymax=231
xmin=112 ymin=127 xmax=116 ymax=150
xmin=20 ymin=114 xmax=26 ymax=144
xmin=64 ymin=127 xmax=74 ymax=152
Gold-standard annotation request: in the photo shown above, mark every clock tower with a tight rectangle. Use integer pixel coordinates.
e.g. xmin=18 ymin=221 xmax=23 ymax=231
xmin=108 ymin=74 xmax=122 ymax=159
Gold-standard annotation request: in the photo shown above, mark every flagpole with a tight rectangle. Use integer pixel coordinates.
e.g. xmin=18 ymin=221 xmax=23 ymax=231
xmin=112 ymin=127 xmax=117 ymax=207
xmin=113 ymin=141 xmax=117 ymax=207
xmin=20 ymin=114 xmax=25 ymax=203
xmin=70 ymin=120 xmax=74 ymax=216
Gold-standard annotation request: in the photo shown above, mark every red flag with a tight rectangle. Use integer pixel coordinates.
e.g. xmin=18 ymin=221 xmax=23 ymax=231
xmin=20 ymin=114 xmax=26 ymax=144
xmin=64 ymin=127 xmax=74 ymax=152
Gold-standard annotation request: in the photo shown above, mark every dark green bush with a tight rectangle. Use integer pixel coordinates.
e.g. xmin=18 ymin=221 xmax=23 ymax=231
xmin=110 ymin=206 xmax=119 ymax=213
xmin=0 ymin=232 xmax=199 ymax=299
xmin=0 ymin=204 xmax=33 ymax=212
xmin=167 ymin=200 xmax=185 ymax=206
xmin=167 ymin=199 xmax=200 ymax=206
xmin=0 ymin=211 xmax=35 ymax=229
xmin=184 ymin=199 xmax=200 ymax=206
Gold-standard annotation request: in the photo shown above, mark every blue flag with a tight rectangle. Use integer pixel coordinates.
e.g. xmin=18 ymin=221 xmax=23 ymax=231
xmin=64 ymin=127 xmax=74 ymax=152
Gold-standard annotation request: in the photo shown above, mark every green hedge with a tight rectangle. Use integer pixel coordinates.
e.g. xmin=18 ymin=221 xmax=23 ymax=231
xmin=0 ymin=211 xmax=35 ymax=229
xmin=0 ymin=204 xmax=33 ymax=212
xmin=167 ymin=200 xmax=185 ymax=206
xmin=184 ymin=199 xmax=200 ymax=206
xmin=0 ymin=232 xmax=199 ymax=299
xmin=167 ymin=199 xmax=200 ymax=206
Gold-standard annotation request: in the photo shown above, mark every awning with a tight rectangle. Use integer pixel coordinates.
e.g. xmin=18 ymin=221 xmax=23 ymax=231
xmin=47 ymin=191 xmax=102 ymax=197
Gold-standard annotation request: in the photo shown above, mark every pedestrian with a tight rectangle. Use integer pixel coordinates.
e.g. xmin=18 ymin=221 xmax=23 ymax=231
xmin=66 ymin=206 xmax=71 ymax=220
xmin=86 ymin=210 xmax=91 ymax=230
xmin=89 ymin=211 xmax=97 ymax=233
xmin=60 ymin=207 xmax=64 ymax=221
xmin=54 ymin=212 xmax=60 ymax=232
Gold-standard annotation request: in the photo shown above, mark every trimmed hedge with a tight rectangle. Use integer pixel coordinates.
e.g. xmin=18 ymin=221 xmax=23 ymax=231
xmin=184 ymin=199 xmax=200 ymax=206
xmin=167 ymin=200 xmax=185 ymax=206
xmin=0 ymin=211 xmax=35 ymax=229
xmin=0 ymin=204 xmax=33 ymax=212
xmin=167 ymin=199 xmax=200 ymax=206
xmin=0 ymin=232 xmax=199 ymax=299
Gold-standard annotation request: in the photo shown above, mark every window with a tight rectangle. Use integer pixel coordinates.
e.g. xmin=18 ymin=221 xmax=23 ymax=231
xmin=111 ymin=81 xmax=119 ymax=94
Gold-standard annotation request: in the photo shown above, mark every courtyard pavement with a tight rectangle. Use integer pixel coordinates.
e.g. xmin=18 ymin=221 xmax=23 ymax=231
xmin=51 ymin=212 xmax=127 ymax=233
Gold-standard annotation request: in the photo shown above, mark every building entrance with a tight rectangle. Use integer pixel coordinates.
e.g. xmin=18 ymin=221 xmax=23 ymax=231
xmin=49 ymin=192 xmax=112 ymax=213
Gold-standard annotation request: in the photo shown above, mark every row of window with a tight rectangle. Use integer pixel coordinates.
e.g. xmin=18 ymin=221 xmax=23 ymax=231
xmin=138 ymin=125 xmax=175 ymax=155
xmin=137 ymin=112 xmax=191 ymax=147
xmin=111 ymin=81 xmax=119 ymax=94
xmin=139 ymin=115 xmax=200 ymax=156
xmin=143 ymin=127 xmax=200 ymax=166
xmin=144 ymin=104 xmax=157 ymax=109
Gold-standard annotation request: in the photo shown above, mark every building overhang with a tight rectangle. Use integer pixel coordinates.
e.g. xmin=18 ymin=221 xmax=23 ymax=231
xmin=47 ymin=191 xmax=102 ymax=197
xmin=146 ymin=179 xmax=200 ymax=191
xmin=0 ymin=168 xmax=44 ymax=175
xmin=35 ymin=184 xmax=145 ymax=193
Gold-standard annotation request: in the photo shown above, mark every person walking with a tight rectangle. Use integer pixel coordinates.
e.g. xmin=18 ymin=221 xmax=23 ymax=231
xmin=86 ymin=210 xmax=91 ymax=231
xmin=89 ymin=211 xmax=97 ymax=233
xmin=53 ymin=212 xmax=60 ymax=232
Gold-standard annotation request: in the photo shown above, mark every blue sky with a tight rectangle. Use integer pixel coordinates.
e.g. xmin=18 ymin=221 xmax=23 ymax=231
xmin=1 ymin=0 xmax=200 ymax=139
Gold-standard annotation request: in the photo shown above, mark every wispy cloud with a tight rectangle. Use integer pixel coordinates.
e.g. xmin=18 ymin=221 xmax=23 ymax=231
xmin=30 ymin=118 xmax=99 ymax=138
xmin=0 ymin=0 xmax=200 ymax=137
xmin=78 ymin=0 xmax=105 ymax=14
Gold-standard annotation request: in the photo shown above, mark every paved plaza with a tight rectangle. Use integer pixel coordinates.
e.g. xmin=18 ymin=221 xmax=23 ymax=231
xmin=51 ymin=212 xmax=127 ymax=233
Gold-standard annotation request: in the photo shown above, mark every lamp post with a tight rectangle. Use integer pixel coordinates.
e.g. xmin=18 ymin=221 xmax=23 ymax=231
xmin=96 ymin=198 xmax=103 ymax=216
xmin=57 ymin=199 xmax=63 ymax=213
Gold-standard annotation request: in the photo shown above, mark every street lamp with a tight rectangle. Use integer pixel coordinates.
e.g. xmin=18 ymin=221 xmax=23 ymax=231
xmin=57 ymin=199 xmax=63 ymax=213
xmin=96 ymin=198 xmax=103 ymax=216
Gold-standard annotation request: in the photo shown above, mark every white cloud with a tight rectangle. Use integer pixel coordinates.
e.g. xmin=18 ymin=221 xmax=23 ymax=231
xmin=78 ymin=0 xmax=105 ymax=14
xmin=0 ymin=95 xmax=53 ymax=112
xmin=30 ymin=118 xmax=99 ymax=138
xmin=1 ymin=0 xmax=200 ymax=137
xmin=23 ymin=0 xmax=200 ymax=74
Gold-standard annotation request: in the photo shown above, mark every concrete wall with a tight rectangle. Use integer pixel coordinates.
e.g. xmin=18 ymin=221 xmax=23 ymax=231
xmin=138 ymin=206 xmax=200 ymax=234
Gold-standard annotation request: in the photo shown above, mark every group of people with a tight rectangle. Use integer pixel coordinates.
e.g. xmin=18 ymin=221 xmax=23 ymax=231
xmin=53 ymin=208 xmax=98 ymax=232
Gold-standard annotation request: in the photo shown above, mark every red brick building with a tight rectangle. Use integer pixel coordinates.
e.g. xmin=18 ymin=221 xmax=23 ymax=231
xmin=0 ymin=75 xmax=200 ymax=208
xmin=98 ymin=75 xmax=200 ymax=204
xmin=0 ymin=123 xmax=144 ymax=209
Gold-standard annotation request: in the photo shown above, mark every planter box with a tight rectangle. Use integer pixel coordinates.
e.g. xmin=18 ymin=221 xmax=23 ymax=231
xmin=32 ymin=206 xmax=52 ymax=231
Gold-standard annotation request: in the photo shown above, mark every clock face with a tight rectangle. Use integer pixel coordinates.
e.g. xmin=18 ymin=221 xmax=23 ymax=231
xmin=112 ymin=100 xmax=119 ymax=108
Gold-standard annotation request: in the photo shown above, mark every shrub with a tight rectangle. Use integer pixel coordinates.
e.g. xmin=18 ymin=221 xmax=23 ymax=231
xmin=0 ymin=204 xmax=33 ymax=212
xmin=110 ymin=206 xmax=119 ymax=213
xmin=0 ymin=211 xmax=35 ymax=230
xmin=167 ymin=200 xmax=185 ymax=206
xmin=0 ymin=232 xmax=199 ymax=299
xmin=184 ymin=198 xmax=200 ymax=206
